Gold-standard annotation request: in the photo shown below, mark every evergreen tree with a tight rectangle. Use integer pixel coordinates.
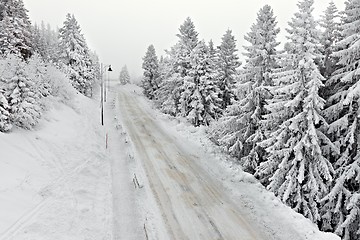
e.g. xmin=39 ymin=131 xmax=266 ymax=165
xmin=257 ymin=0 xmax=335 ymax=223
xmin=119 ymin=65 xmax=130 ymax=85
xmin=321 ymin=0 xmax=360 ymax=238
xmin=89 ymin=51 xmax=101 ymax=86
xmin=217 ymin=29 xmax=241 ymax=110
xmin=185 ymin=40 xmax=222 ymax=126
xmin=31 ymin=21 xmax=59 ymax=62
xmin=175 ymin=17 xmax=199 ymax=77
xmin=176 ymin=18 xmax=199 ymax=115
xmin=0 ymin=55 xmax=16 ymax=132
xmin=142 ymin=44 xmax=159 ymax=98
xmin=319 ymin=1 xmax=341 ymax=83
xmin=212 ymin=5 xmax=280 ymax=173
xmin=58 ymin=13 xmax=94 ymax=97
xmin=27 ymin=54 xmax=52 ymax=98
xmin=0 ymin=55 xmax=12 ymax=131
xmin=0 ymin=89 xmax=11 ymax=132
xmin=0 ymin=0 xmax=33 ymax=59
xmin=155 ymin=18 xmax=199 ymax=115
xmin=6 ymin=56 xmax=42 ymax=129
xmin=154 ymin=52 xmax=180 ymax=115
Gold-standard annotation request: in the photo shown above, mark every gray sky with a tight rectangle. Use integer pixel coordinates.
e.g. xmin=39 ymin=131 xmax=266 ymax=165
xmin=23 ymin=0 xmax=345 ymax=79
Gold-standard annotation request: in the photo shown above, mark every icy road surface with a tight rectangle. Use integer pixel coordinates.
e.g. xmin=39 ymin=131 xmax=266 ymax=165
xmin=117 ymin=88 xmax=264 ymax=240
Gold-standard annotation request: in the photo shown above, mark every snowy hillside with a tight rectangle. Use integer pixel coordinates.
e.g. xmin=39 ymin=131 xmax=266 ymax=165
xmin=0 ymin=94 xmax=112 ymax=239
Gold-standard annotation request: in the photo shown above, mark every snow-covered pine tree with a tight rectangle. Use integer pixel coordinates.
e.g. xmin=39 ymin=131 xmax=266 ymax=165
xmin=321 ymin=0 xmax=360 ymax=238
xmin=0 ymin=55 xmax=12 ymax=131
xmin=89 ymin=51 xmax=101 ymax=86
xmin=176 ymin=18 xmax=200 ymax=116
xmin=31 ymin=21 xmax=59 ymax=62
xmin=256 ymin=0 xmax=336 ymax=223
xmin=7 ymin=56 xmax=42 ymax=129
xmin=217 ymin=29 xmax=241 ymax=110
xmin=319 ymin=1 xmax=340 ymax=81
xmin=154 ymin=51 xmax=181 ymax=115
xmin=0 ymin=54 xmax=17 ymax=132
xmin=185 ymin=40 xmax=222 ymax=126
xmin=142 ymin=44 xmax=159 ymax=99
xmin=0 ymin=0 xmax=33 ymax=59
xmin=119 ymin=65 xmax=130 ymax=85
xmin=58 ymin=14 xmax=94 ymax=97
xmin=26 ymin=54 xmax=52 ymax=98
xmin=211 ymin=5 xmax=280 ymax=173
xmin=31 ymin=24 xmax=46 ymax=59
xmin=0 ymin=89 xmax=11 ymax=132
xmin=155 ymin=18 xmax=199 ymax=115
xmin=175 ymin=17 xmax=199 ymax=77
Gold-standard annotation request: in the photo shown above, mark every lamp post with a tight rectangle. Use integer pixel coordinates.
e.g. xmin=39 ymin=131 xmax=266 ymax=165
xmin=104 ymin=64 xmax=112 ymax=103
xmin=101 ymin=64 xmax=112 ymax=126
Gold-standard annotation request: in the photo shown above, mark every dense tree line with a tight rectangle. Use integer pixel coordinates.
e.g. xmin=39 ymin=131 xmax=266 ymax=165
xmin=141 ymin=0 xmax=360 ymax=239
xmin=0 ymin=0 xmax=100 ymax=132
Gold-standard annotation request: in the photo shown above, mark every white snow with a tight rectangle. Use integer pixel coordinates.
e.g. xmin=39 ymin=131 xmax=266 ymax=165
xmin=0 ymin=82 xmax=341 ymax=240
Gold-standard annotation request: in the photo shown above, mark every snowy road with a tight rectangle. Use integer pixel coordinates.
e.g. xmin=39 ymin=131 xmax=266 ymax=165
xmin=117 ymin=88 xmax=264 ymax=240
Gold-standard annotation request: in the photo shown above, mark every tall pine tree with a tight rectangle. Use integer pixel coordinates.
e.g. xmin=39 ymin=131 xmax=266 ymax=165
xmin=119 ymin=65 xmax=131 ymax=85
xmin=321 ymin=0 xmax=360 ymax=239
xmin=212 ymin=5 xmax=280 ymax=173
xmin=142 ymin=44 xmax=159 ymax=99
xmin=217 ymin=29 xmax=241 ymax=110
xmin=185 ymin=40 xmax=222 ymax=126
xmin=0 ymin=0 xmax=33 ymax=59
xmin=58 ymin=14 xmax=95 ymax=96
xmin=319 ymin=1 xmax=341 ymax=85
xmin=256 ymin=0 xmax=335 ymax=223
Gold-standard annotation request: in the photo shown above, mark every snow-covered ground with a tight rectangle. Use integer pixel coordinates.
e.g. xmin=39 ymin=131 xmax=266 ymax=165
xmin=0 ymin=82 xmax=341 ymax=240
xmin=0 ymin=94 xmax=112 ymax=239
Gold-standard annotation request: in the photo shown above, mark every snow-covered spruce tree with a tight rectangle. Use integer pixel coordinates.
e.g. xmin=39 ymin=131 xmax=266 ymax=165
xmin=211 ymin=5 xmax=280 ymax=173
xmin=184 ymin=40 xmax=222 ymax=126
xmin=173 ymin=18 xmax=199 ymax=117
xmin=256 ymin=0 xmax=336 ymax=223
xmin=31 ymin=24 xmax=46 ymax=59
xmin=26 ymin=54 xmax=52 ymax=98
xmin=119 ymin=65 xmax=130 ymax=85
xmin=0 ymin=89 xmax=11 ymax=132
xmin=142 ymin=44 xmax=159 ymax=99
xmin=175 ymin=17 xmax=199 ymax=115
xmin=0 ymin=55 xmax=18 ymax=132
xmin=32 ymin=21 xmax=59 ymax=63
xmin=7 ymin=56 xmax=42 ymax=129
xmin=154 ymin=51 xmax=181 ymax=115
xmin=58 ymin=14 xmax=95 ymax=97
xmin=175 ymin=17 xmax=199 ymax=77
xmin=156 ymin=18 xmax=199 ymax=115
xmin=89 ymin=51 xmax=101 ymax=86
xmin=0 ymin=56 xmax=12 ymax=131
xmin=217 ymin=29 xmax=241 ymax=110
xmin=321 ymin=0 xmax=360 ymax=238
xmin=319 ymin=1 xmax=340 ymax=81
xmin=0 ymin=0 xmax=33 ymax=59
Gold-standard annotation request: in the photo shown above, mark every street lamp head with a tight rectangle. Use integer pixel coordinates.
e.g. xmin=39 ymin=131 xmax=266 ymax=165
xmin=108 ymin=65 xmax=113 ymax=72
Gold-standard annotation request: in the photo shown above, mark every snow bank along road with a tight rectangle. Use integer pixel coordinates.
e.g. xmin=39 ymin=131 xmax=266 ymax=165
xmin=117 ymin=88 xmax=265 ymax=240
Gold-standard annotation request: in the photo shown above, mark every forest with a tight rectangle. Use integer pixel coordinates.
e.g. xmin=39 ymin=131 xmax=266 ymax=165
xmin=0 ymin=0 xmax=100 ymax=132
xmin=140 ymin=1 xmax=360 ymax=239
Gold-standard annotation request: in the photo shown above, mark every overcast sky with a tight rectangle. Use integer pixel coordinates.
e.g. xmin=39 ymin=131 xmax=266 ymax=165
xmin=23 ymin=0 xmax=345 ymax=79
